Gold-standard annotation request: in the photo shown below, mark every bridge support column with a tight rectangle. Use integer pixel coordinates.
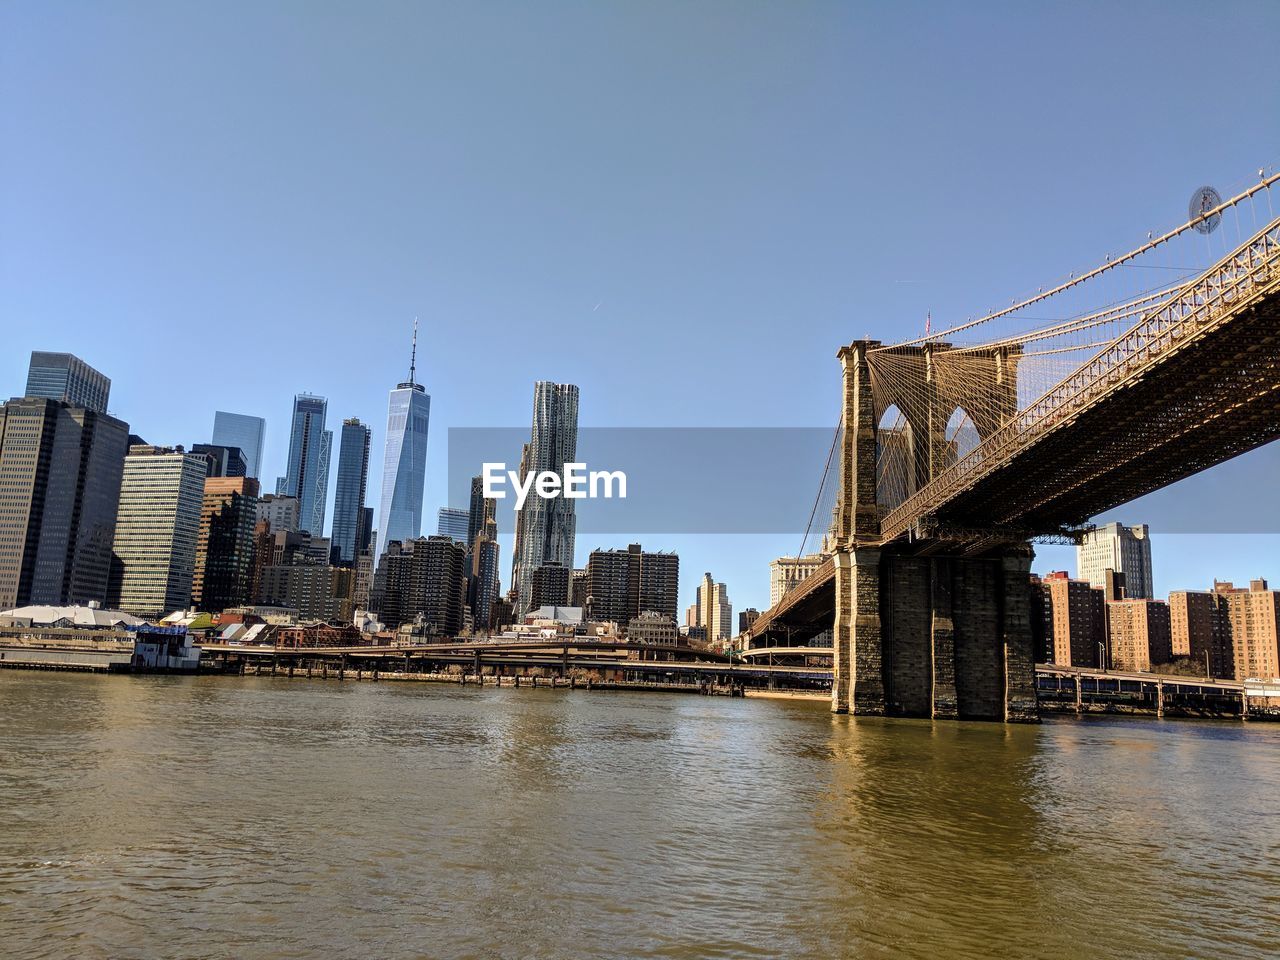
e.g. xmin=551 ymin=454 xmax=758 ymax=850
xmin=930 ymin=558 xmax=959 ymax=719
xmin=832 ymin=547 xmax=885 ymax=715
xmin=1001 ymin=551 xmax=1039 ymax=723
xmin=836 ymin=342 xmax=881 ymax=543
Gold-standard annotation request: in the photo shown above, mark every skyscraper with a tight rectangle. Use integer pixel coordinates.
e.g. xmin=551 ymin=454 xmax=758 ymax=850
xmin=377 ymin=535 xmax=466 ymax=634
xmin=467 ymin=474 xmax=496 ymax=550
xmin=256 ymin=494 xmax=301 ymax=534
xmin=331 ymin=418 xmax=371 ymax=565
xmin=512 ymin=381 xmax=579 ymax=612
xmin=192 ymin=476 xmax=260 ymax=612
xmin=0 ymin=395 xmax=129 ymax=610
xmin=695 ymin=572 xmax=733 ymax=642
xmin=24 ymin=351 xmax=111 ymax=414
xmin=437 ymin=507 xmax=470 ymax=543
xmin=585 ymin=544 xmax=679 ymax=627
xmin=108 ymin=445 xmax=208 ymax=617
xmin=377 ymin=323 xmax=431 ymax=553
xmin=356 ymin=506 xmax=374 ymax=556
xmin=468 ymin=517 xmax=501 ymax=632
xmin=276 ymin=394 xmax=331 ymax=537
xmin=211 ymin=411 xmax=266 ymax=479
xmin=1077 ymin=522 xmax=1153 ymax=599
xmin=191 ymin=443 xmax=248 ymax=478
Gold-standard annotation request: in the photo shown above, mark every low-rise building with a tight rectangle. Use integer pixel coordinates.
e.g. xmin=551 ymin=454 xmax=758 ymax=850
xmin=627 ymin=611 xmax=680 ymax=646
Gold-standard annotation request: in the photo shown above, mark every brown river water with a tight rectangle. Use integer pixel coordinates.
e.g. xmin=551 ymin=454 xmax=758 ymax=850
xmin=1 ymin=672 xmax=1277 ymax=959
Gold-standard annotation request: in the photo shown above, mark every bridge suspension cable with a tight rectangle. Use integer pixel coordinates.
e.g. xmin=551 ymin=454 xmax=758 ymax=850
xmin=872 ymin=207 xmax=1280 ymax=540
xmin=875 ymin=169 xmax=1280 ymax=353
xmin=798 ymin=413 xmax=843 ymax=559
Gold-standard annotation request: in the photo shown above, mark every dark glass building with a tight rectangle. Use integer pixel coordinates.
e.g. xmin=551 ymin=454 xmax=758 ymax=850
xmin=24 ymin=352 xmax=111 ymax=414
xmin=193 ymin=477 xmax=260 ymax=612
xmin=212 ymin=411 xmax=266 ymax=480
xmin=468 ymin=522 xmax=501 ymax=632
xmin=467 ymin=474 xmax=495 ymax=549
xmin=0 ymin=396 xmax=129 ymax=610
xmin=192 ymin=443 xmax=248 ymax=478
xmin=331 ymin=418 xmax=371 ymax=565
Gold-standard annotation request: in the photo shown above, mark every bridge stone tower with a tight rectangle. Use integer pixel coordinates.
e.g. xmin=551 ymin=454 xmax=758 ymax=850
xmin=832 ymin=340 xmax=1038 ymax=722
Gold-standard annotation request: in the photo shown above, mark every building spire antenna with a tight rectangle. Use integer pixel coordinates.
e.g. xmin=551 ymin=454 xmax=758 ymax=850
xmin=409 ymin=316 xmax=418 ymax=386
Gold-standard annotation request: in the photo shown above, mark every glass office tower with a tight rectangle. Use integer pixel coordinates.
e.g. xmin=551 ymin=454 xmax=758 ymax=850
xmin=212 ymin=411 xmax=266 ymax=479
xmin=25 ymin=351 xmax=111 ymax=414
xmin=275 ymin=394 xmax=331 ymax=537
xmin=331 ymin=418 xmax=371 ymax=565
xmin=377 ymin=326 xmax=431 ymax=553
xmin=436 ymin=507 xmax=469 ymax=543
xmin=0 ymin=398 xmax=129 ymax=609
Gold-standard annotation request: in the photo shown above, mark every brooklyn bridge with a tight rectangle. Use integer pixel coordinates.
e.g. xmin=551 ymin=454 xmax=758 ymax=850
xmin=744 ymin=171 xmax=1280 ymax=721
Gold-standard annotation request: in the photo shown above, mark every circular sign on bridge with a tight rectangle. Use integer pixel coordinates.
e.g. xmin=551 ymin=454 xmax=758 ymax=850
xmin=1189 ymin=185 xmax=1222 ymax=234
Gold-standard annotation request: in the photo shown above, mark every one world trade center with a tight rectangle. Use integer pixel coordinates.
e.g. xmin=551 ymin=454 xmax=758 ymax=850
xmin=377 ymin=321 xmax=431 ymax=553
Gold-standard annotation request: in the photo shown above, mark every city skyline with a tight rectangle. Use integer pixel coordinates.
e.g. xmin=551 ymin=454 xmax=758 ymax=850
xmin=5 ymin=341 xmax=1280 ymax=616
xmin=3 ymin=6 xmax=1279 ymax=957
xmin=3 ymin=3 xmax=1278 ymax=615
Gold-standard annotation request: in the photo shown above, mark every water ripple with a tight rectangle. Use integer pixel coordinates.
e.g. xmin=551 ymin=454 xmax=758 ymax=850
xmin=1 ymin=673 xmax=1277 ymax=960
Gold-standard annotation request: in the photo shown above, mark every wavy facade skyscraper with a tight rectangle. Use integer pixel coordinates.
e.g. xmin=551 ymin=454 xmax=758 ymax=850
xmin=377 ymin=323 xmax=431 ymax=553
xmin=512 ymin=381 xmax=579 ymax=612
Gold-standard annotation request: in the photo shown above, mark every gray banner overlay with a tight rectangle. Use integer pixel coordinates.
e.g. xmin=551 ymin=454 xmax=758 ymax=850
xmin=447 ymin=427 xmax=1280 ymax=535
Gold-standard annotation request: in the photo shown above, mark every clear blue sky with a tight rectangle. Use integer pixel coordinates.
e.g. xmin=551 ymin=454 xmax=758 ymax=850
xmin=3 ymin=1 xmax=1278 ymax=614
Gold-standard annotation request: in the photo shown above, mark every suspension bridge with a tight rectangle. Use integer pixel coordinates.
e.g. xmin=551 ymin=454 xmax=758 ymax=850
xmin=744 ymin=169 xmax=1280 ymax=721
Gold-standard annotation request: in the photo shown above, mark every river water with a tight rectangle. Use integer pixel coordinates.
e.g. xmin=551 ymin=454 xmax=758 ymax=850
xmin=1 ymin=672 xmax=1277 ymax=960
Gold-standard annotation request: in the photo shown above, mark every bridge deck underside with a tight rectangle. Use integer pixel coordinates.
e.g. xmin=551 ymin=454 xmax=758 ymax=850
xmin=749 ymin=575 xmax=833 ymax=644
xmin=928 ymin=290 xmax=1280 ymax=535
